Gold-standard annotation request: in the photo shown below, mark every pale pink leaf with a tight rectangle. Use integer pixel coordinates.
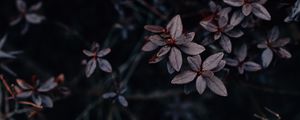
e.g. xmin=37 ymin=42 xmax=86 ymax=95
xmin=144 ymin=25 xmax=165 ymax=33
xmin=157 ymin=46 xmax=171 ymax=57
xmin=97 ymin=48 xmax=111 ymax=57
xmin=252 ymin=3 xmax=271 ymax=21
xmin=97 ymin=58 xmax=112 ymax=73
xmin=187 ymin=55 xmax=202 ymax=71
xmin=85 ymin=59 xmax=96 ymax=77
xmin=169 ymin=47 xmax=182 ymax=71
xmin=230 ymin=10 xmax=245 ymax=26
xmin=180 ymin=42 xmax=205 ymax=55
xmin=206 ymin=76 xmax=227 ymax=96
xmin=219 ymin=35 xmax=232 ymax=53
xmin=200 ymin=21 xmax=218 ymax=32
xmin=196 ymin=76 xmax=206 ymax=94
xmin=203 ymin=52 xmax=224 ymax=70
xmin=244 ymin=61 xmax=262 ymax=71
xmin=171 ymin=70 xmax=197 ymax=84
xmin=262 ymin=48 xmax=273 ymax=67
xmin=223 ymin=0 xmax=244 ymax=7
xmin=242 ymin=4 xmax=253 ymax=16
xmin=278 ymin=48 xmax=292 ymax=59
xmin=167 ymin=15 xmax=183 ymax=38
xmin=142 ymin=41 xmax=158 ymax=52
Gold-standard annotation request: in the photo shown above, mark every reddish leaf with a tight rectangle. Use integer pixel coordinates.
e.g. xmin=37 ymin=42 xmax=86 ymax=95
xmin=171 ymin=70 xmax=197 ymax=84
xmin=144 ymin=25 xmax=165 ymax=33
xmin=244 ymin=61 xmax=262 ymax=71
xmin=16 ymin=79 xmax=33 ymax=90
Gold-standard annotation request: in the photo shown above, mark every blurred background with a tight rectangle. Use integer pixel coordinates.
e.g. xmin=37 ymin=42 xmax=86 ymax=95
xmin=1 ymin=0 xmax=300 ymax=120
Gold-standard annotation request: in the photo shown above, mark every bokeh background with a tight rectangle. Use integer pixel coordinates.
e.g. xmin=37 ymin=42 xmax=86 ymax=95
xmin=1 ymin=0 xmax=300 ymax=120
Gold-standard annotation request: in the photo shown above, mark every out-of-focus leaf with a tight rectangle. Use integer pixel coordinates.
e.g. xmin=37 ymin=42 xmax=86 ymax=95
xmin=272 ymin=38 xmax=290 ymax=47
xmin=262 ymin=48 xmax=273 ymax=67
xmin=16 ymin=91 xmax=33 ymax=98
xmin=219 ymin=35 xmax=232 ymax=53
xmin=230 ymin=10 xmax=245 ymax=26
xmin=82 ymin=50 xmax=94 ymax=57
xmin=268 ymin=26 xmax=280 ymax=42
xmin=252 ymin=3 xmax=271 ymax=20
xmin=97 ymin=48 xmax=111 ymax=57
xmin=97 ymin=58 xmax=112 ymax=73
xmin=85 ymin=59 xmax=97 ymax=77
xmin=142 ymin=41 xmax=158 ymax=52
xmin=38 ymin=78 xmax=58 ymax=92
xmin=32 ymin=95 xmax=42 ymax=106
xmin=118 ymin=96 xmax=128 ymax=107
xmin=226 ymin=29 xmax=244 ymax=38
xmin=16 ymin=0 xmax=27 ymax=12
xmin=144 ymin=25 xmax=165 ymax=33
xmin=235 ymin=44 xmax=247 ymax=61
xmin=17 ymin=79 xmax=33 ymax=90
xmin=41 ymin=95 xmax=53 ymax=108
xmin=102 ymin=92 xmax=117 ymax=99
xmin=25 ymin=14 xmax=45 ymax=24
xmin=225 ymin=58 xmax=238 ymax=66
xmin=244 ymin=61 xmax=262 ymax=71
xmin=29 ymin=2 xmax=42 ymax=11
xmin=278 ymin=48 xmax=292 ymax=59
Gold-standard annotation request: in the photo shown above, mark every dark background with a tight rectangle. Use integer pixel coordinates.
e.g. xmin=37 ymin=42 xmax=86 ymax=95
xmin=1 ymin=0 xmax=300 ymax=120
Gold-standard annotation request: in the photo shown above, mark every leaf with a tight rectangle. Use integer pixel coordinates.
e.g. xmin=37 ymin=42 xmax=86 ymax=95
xmin=202 ymin=52 xmax=224 ymax=70
xmin=38 ymin=78 xmax=58 ymax=92
xmin=10 ymin=16 xmax=22 ymax=26
xmin=85 ymin=59 xmax=97 ymax=77
xmin=97 ymin=48 xmax=111 ymax=57
xmin=142 ymin=41 xmax=158 ymax=52
xmin=187 ymin=55 xmax=202 ymax=71
xmin=278 ymin=48 xmax=292 ymax=59
xmin=272 ymin=38 xmax=290 ymax=47
xmin=40 ymin=95 xmax=53 ymax=108
xmin=169 ymin=47 xmax=182 ymax=71
xmin=200 ymin=21 xmax=218 ymax=32
xmin=32 ymin=95 xmax=42 ymax=106
xmin=0 ymin=51 xmax=16 ymax=59
xmin=244 ymin=61 xmax=262 ymax=71
xmin=252 ymin=3 xmax=271 ymax=21
xmin=16 ymin=91 xmax=33 ymax=98
xmin=16 ymin=0 xmax=27 ymax=12
xmin=148 ymin=35 xmax=165 ymax=46
xmin=242 ymin=4 xmax=253 ymax=16
xmin=214 ymin=32 xmax=222 ymax=40
xmin=16 ymin=79 xmax=33 ymax=90
xmin=97 ymin=58 xmax=112 ymax=73
xmin=223 ymin=0 xmax=244 ymax=7
xmin=171 ymin=70 xmax=197 ymax=84
xmin=225 ymin=58 xmax=239 ymax=66
xmin=29 ymin=2 xmax=42 ymax=11
xmin=212 ymin=60 xmax=226 ymax=72
xmin=0 ymin=35 xmax=7 ymax=49
xmin=167 ymin=62 xmax=175 ymax=74
xmin=157 ymin=46 xmax=171 ymax=57
xmin=219 ymin=35 xmax=232 ymax=53
xmin=102 ymin=92 xmax=117 ymax=99
xmin=176 ymin=32 xmax=195 ymax=44
xmin=226 ymin=29 xmax=244 ymax=38
xmin=82 ymin=50 xmax=94 ymax=57
xmin=25 ymin=14 xmax=45 ymax=24
xmin=118 ymin=96 xmax=128 ymax=107
xmin=238 ymin=65 xmax=245 ymax=74
xmin=230 ymin=10 xmax=245 ymax=26
xmin=149 ymin=55 xmax=165 ymax=64
xmin=262 ymin=48 xmax=273 ymax=68
xmin=267 ymin=26 xmax=280 ymax=42
xmin=196 ymin=76 xmax=206 ymax=95
xmin=218 ymin=7 xmax=232 ymax=22
xmin=257 ymin=43 xmax=267 ymax=49
xmin=167 ymin=15 xmax=183 ymax=38
xmin=206 ymin=76 xmax=227 ymax=96
xmin=235 ymin=44 xmax=247 ymax=61
xmin=144 ymin=25 xmax=165 ymax=33
xmin=218 ymin=16 xmax=228 ymax=28
xmin=180 ymin=42 xmax=205 ymax=55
